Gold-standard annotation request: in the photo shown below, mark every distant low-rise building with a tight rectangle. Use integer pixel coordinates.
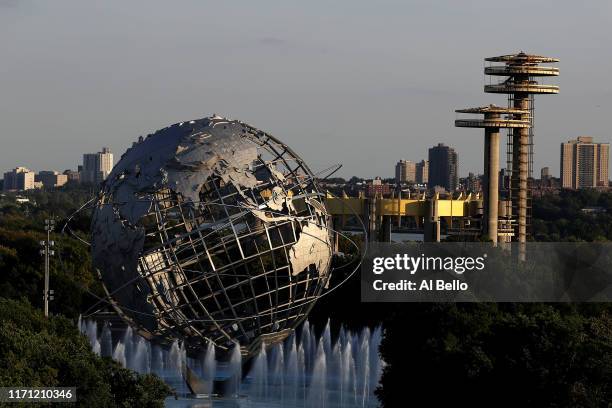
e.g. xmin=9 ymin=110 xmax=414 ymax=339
xmin=3 ymin=167 xmax=37 ymax=191
xmin=366 ymin=177 xmax=391 ymax=197
xmin=36 ymin=171 xmax=68 ymax=189
xmin=63 ymin=169 xmax=80 ymax=183
xmin=461 ymin=172 xmax=482 ymax=193
xmin=581 ymin=206 xmax=606 ymax=215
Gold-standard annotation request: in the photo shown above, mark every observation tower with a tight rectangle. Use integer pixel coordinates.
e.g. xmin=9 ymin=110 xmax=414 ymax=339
xmin=484 ymin=52 xmax=559 ymax=254
xmin=455 ymin=105 xmax=530 ymax=244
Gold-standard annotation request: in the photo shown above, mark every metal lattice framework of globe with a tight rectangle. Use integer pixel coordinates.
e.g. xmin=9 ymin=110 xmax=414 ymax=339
xmin=91 ymin=115 xmax=333 ymax=354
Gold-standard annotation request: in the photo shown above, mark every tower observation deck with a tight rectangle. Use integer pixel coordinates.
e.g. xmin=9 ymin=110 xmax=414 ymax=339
xmin=484 ymin=52 xmax=559 ymax=257
xmin=455 ymin=105 xmax=530 ymax=244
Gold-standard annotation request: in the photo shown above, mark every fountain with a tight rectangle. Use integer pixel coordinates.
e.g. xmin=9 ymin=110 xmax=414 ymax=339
xmin=79 ymin=318 xmax=383 ymax=407
xmin=224 ymin=342 xmax=242 ymax=398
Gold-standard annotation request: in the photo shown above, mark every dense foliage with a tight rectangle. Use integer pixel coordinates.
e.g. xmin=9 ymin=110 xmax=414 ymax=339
xmin=0 ymin=298 xmax=171 ymax=407
xmin=377 ymin=303 xmax=612 ymax=407
xmin=1 ymin=185 xmax=98 ymax=312
xmin=0 ymin=186 xmax=171 ymax=406
xmin=533 ymin=189 xmax=612 ymax=242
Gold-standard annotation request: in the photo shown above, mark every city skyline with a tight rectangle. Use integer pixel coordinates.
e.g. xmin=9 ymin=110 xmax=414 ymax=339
xmin=3 ymin=137 xmax=610 ymax=184
xmin=1 ymin=1 xmax=611 ymax=178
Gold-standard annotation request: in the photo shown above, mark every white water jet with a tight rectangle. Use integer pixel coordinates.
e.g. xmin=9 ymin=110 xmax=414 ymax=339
xmin=297 ymin=342 xmax=307 ymax=402
xmin=151 ymin=344 xmax=164 ymax=373
xmin=307 ymin=337 xmax=328 ymax=407
xmin=100 ymin=322 xmax=113 ymax=357
xmin=323 ymin=319 xmax=332 ymax=357
xmin=130 ymin=336 xmax=150 ymax=374
xmin=285 ymin=334 xmax=299 ymax=405
xmin=342 ymin=340 xmax=357 ymax=407
xmin=168 ymin=340 xmax=182 ymax=376
xmin=300 ymin=321 xmax=313 ymax=375
xmin=357 ymin=331 xmax=371 ymax=407
xmin=269 ymin=343 xmax=285 ymax=403
xmin=79 ymin=318 xmax=383 ymax=407
xmin=224 ymin=341 xmax=242 ymax=397
xmin=112 ymin=341 xmax=126 ymax=367
xmin=202 ymin=341 xmax=216 ymax=395
xmin=369 ymin=326 xmax=383 ymax=396
xmin=248 ymin=344 xmax=268 ymax=401
xmin=84 ymin=320 xmax=101 ymax=355
xmin=122 ymin=325 xmax=134 ymax=362
xmin=339 ymin=326 xmax=347 ymax=348
xmin=331 ymin=341 xmax=342 ymax=406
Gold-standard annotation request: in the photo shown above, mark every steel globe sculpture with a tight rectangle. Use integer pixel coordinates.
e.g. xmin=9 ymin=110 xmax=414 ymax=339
xmin=91 ymin=115 xmax=333 ymax=354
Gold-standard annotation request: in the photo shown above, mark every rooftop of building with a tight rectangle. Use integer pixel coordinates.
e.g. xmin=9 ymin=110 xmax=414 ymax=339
xmin=564 ymin=136 xmax=609 ymax=145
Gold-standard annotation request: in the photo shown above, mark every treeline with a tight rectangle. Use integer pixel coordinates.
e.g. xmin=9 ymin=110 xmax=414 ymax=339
xmin=378 ymin=303 xmax=612 ymax=407
xmin=532 ymin=189 xmax=612 ymax=241
xmin=0 ymin=298 xmax=171 ymax=407
xmin=0 ymin=186 xmax=172 ymax=405
xmin=0 ymin=186 xmax=100 ymax=319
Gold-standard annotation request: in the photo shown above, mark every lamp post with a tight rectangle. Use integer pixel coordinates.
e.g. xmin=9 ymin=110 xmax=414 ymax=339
xmin=40 ymin=218 xmax=55 ymax=317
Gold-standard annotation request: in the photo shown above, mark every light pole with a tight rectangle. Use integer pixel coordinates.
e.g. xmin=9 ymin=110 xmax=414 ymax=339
xmin=40 ymin=218 xmax=55 ymax=317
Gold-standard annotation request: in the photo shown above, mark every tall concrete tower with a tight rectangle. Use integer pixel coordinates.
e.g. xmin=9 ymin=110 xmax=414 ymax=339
xmin=455 ymin=105 xmax=530 ymax=244
xmin=484 ymin=52 xmax=559 ymax=254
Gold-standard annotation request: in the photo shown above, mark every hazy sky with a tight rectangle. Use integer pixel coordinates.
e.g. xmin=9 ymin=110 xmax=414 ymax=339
xmin=1 ymin=0 xmax=610 ymax=178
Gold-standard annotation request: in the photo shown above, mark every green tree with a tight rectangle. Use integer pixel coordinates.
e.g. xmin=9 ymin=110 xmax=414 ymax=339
xmin=0 ymin=298 xmax=171 ymax=407
xmin=377 ymin=303 xmax=612 ymax=407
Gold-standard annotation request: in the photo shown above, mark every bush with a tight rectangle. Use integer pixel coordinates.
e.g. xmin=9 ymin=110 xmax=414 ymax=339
xmin=0 ymin=298 xmax=171 ymax=407
xmin=378 ymin=303 xmax=612 ymax=407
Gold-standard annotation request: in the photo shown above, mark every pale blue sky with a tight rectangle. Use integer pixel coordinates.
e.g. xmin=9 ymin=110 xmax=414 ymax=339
xmin=1 ymin=0 xmax=610 ymax=178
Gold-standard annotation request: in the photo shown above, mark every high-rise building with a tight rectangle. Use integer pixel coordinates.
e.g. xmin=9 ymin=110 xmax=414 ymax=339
xmin=415 ymin=160 xmax=429 ymax=184
xmin=82 ymin=147 xmax=114 ymax=184
xmin=395 ymin=160 xmax=416 ymax=184
xmin=560 ymin=137 xmax=609 ymax=189
xmin=36 ymin=171 xmax=68 ymax=189
xmin=428 ymin=143 xmax=458 ymax=191
xmin=3 ymin=167 xmax=36 ymax=191
xmin=540 ymin=167 xmax=551 ymax=180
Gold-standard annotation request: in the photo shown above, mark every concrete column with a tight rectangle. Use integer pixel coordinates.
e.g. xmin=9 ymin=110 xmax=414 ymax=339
xmin=396 ymin=188 xmax=402 ymax=227
xmin=365 ymin=196 xmax=377 ymax=243
xmin=424 ymin=199 xmax=441 ymax=242
xmin=381 ymin=215 xmax=392 ymax=242
xmin=514 ymin=96 xmax=529 ymax=260
xmin=331 ymin=218 xmax=340 ymax=252
xmin=483 ymin=116 xmax=500 ymax=245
